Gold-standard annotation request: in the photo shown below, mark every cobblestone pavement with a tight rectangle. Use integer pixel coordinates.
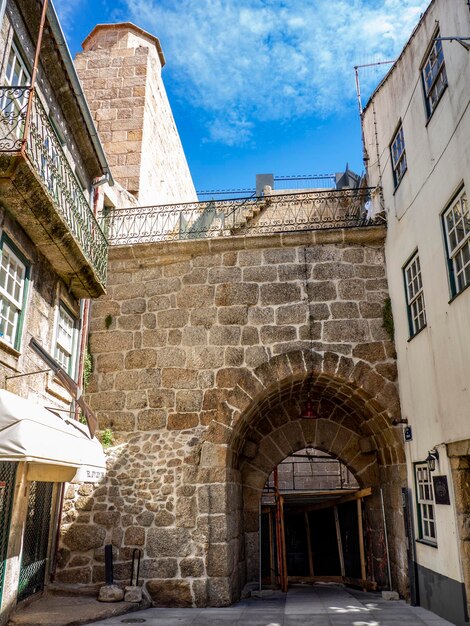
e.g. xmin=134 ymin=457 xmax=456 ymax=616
xmin=89 ymin=584 xmax=456 ymax=625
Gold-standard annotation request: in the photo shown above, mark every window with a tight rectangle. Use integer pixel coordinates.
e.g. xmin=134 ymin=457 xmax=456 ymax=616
xmin=390 ymin=124 xmax=407 ymax=188
xmin=443 ymin=189 xmax=470 ymax=296
xmin=422 ymin=35 xmax=447 ymax=117
xmin=54 ymin=304 xmax=78 ymax=376
xmin=2 ymin=41 xmax=31 ymax=142
xmin=0 ymin=241 xmax=28 ymax=349
xmin=404 ymin=253 xmax=426 ymax=337
xmin=415 ymin=463 xmax=437 ymax=544
xmin=5 ymin=40 xmax=31 ymax=87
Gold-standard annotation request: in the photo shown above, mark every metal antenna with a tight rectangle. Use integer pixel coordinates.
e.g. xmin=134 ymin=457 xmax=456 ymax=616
xmin=353 ymin=60 xmax=395 ymax=168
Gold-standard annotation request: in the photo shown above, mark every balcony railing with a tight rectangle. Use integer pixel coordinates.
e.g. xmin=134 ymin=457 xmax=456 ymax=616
xmin=0 ymin=86 xmax=107 ymax=286
xmin=105 ymin=188 xmax=377 ymax=246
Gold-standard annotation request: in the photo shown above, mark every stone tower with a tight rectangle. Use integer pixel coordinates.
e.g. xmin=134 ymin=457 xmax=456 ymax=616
xmin=75 ymin=23 xmax=197 ymax=205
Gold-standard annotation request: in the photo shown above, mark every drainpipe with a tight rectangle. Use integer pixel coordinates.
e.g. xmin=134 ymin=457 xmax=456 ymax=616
xmin=47 ymin=0 xmax=114 ymax=184
xmin=22 ymin=0 xmax=49 ymax=150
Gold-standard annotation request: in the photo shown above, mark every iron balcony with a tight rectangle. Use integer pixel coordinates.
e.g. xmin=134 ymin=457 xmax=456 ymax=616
xmin=105 ymin=187 xmax=380 ymax=246
xmin=0 ymin=87 xmax=108 ymax=297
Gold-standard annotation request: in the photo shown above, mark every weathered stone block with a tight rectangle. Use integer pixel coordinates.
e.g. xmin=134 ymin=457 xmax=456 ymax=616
xmin=248 ymin=307 xmax=274 ymax=325
xmin=209 ymin=325 xmax=241 ymax=345
xmin=217 ymin=306 xmax=248 ymax=325
xmin=155 ymin=347 xmax=186 ymax=367
xmin=190 ymin=308 xmax=217 ymax=328
xmin=176 ymin=495 xmax=197 ymax=528
xmin=182 ymin=326 xmax=207 ymax=346
xmin=94 ymin=511 xmax=120 ymax=527
xmin=180 ymin=557 xmax=204 ymax=578
xmin=124 ymin=526 xmax=145 ymax=545
xmin=338 ymin=279 xmax=365 ymax=300
xmin=175 ymin=389 xmax=203 ymax=412
xmin=124 ymin=349 xmax=157 ymax=369
xmin=121 ymin=298 xmax=146 ymax=315
xmin=310 ymin=281 xmax=337 ymax=301
xmin=141 ymin=329 xmax=167 ymax=347
xmin=62 ymin=525 xmax=106 ymax=551
xmin=263 ymin=248 xmax=296 ymax=264
xmin=208 ymin=267 xmax=241 ymax=283
xmin=260 ymin=283 xmax=301 ymax=306
xmin=260 ymin=325 xmax=296 ymax=343
xmin=162 ymin=368 xmax=197 ymax=389
xmin=90 ymin=331 xmax=133 ymax=353
xmin=352 ymin=342 xmax=386 ymax=362
xmin=141 ymin=558 xmax=177 ymax=578
xmin=167 ymin=412 xmax=199 ymax=430
xmin=157 ymin=309 xmax=189 ymax=328
xmin=188 ymin=347 xmax=225 ymax=369
xmin=323 ymin=320 xmax=370 ymax=343
xmin=330 ymin=302 xmax=360 ymax=319
xmin=146 ymin=579 xmax=192 ymax=607
xmin=55 ymin=566 xmax=91 ymax=585
xmin=137 ymin=409 xmax=166 ymax=430
xmin=177 ymin=285 xmax=215 ymax=308
xmin=147 ymin=528 xmax=191 ymax=558
xmin=215 ymin=283 xmax=258 ymax=306
xmin=243 ymin=266 xmax=277 ymax=282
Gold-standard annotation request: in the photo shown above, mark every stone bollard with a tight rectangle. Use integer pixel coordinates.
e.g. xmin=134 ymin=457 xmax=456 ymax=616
xmin=98 ymin=584 xmax=124 ymax=602
xmin=124 ymin=585 xmax=143 ymax=603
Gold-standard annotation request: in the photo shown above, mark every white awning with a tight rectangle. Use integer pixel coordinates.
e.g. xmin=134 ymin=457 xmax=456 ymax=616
xmin=0 ymin=390 xmax=106 ymax=483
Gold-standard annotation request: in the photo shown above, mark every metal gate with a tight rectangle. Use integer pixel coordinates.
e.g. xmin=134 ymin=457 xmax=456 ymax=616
xmin=0 ymin=462 xmax=17 ymax=606
xmin=17 ymin=481 xmax=53 ymax=602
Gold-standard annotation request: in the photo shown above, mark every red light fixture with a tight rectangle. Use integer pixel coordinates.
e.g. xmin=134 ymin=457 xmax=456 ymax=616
xmin=301 ymin=396 xmax=316 ymax=419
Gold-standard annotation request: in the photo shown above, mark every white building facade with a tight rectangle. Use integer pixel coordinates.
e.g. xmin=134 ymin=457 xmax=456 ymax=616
xmin=362 ymin=1 xmax=470 ymax=624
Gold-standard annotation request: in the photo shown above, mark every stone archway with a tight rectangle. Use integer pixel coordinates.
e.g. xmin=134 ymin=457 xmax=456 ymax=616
xmin=199 ymin=350 xmax=406 ymax=606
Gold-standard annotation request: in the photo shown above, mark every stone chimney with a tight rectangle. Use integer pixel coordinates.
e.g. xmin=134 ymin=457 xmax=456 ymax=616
xmin=75 ymin=23 xmax=197 ymax=205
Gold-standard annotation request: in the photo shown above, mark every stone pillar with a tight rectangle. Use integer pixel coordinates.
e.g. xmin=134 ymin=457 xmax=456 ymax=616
xmin=75 ymin=23 xmax=197 ymax=205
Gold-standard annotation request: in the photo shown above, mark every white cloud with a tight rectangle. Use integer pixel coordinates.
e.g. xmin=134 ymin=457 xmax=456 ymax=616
xmin=121 ymin=0 xmax=431 ymax=144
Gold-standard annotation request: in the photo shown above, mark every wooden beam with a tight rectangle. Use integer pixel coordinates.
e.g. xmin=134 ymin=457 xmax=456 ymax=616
xmin=334 ymin=505 xmax=345 ymax=577
xmin=304 ymin=512 xmax=314 ymax=577
xmin=357 ymin=498 xmax=367 ymax=591
xmin=279 ymin=495 xmax=288 ymax=592
xmin=268 ymin=508 xmax=275 ymax=586
xmin=286 ymin=487 xmax=373 ymax=515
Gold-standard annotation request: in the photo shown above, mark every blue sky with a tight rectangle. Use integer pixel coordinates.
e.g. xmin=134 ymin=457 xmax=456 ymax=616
xmin=53 ymin=0 xmax=429 ymax=194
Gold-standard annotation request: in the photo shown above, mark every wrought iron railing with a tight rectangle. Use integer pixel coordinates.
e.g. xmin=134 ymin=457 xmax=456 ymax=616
xmin=106 ymin=187 xmax=376 ymax=245
xmin=0 ymin=87 xmax=107 ymax=285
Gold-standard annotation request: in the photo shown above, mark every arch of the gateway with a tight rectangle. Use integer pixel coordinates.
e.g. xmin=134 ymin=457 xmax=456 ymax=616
xmin=57 ymin=224 xmax=407 ymax=607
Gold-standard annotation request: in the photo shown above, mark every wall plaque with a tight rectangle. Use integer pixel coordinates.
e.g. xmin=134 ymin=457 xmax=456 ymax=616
xmin=433 ymin=475 xmax=451 ymax=505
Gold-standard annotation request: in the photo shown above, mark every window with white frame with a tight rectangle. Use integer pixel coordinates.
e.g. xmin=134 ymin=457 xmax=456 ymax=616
xmin=422 ymin=35 xmax=447 ymax=117
xmin=54 ymin=304 xmax=78 ymax=376
xmin=5 ymin=40 xmax=31 ymax=87
xmin=404 ymin=252 xmax=426 ymax=337
xmin=443 ymin=189 xmax=470 ymax=296
xmin=390 ymin=124 xmax=407 ymax=188
xmin=2 ymin=41 xmax=31 ymax=138
xmin=0 ymin=242 xmax=27 ymax=348
xmin=415 ymin=463 xmax=437 ymax=544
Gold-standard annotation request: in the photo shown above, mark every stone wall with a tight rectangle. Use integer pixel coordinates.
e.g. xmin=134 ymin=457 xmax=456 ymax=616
xmin=58 ymin=226 xmax=407 ymax=606
xmin=75 ymin=23 xmax=197 ymax=205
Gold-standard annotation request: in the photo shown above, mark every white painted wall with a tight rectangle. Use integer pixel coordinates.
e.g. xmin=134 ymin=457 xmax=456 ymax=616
xmin=362 ymin=0 xmax=470 ymax=584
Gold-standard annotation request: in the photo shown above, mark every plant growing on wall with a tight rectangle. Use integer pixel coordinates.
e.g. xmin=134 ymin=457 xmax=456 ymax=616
xmin=83 ymin=344 xmax=93 ymax=391
xmin=98 ymin=428 xmax=114 ymax=448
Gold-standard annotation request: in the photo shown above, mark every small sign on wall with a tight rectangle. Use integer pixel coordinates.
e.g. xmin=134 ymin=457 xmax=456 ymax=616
xmin=433 ymin=475 xmax=451 ymax=505
xmin=404 ymin=426 xmax=413 ymax=441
